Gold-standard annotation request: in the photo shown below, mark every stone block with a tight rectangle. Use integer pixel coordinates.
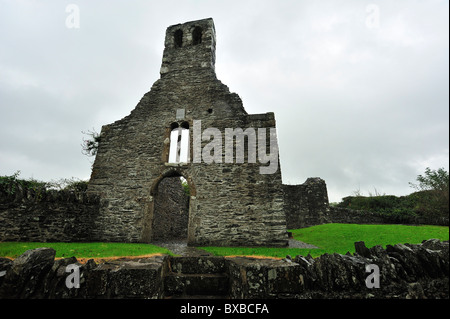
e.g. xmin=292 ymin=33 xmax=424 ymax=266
xmin=227 ymin=257 xmax=303 ymax=299
xmin=0 ymin=248 xmax=55 ymax=298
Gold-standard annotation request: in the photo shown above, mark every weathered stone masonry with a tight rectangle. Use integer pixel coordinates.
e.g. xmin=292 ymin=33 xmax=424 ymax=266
xmin=0 ymin=239 xmax=447 ymax=299
xmin=87 ymin=18 xmax=288 ymax=247
xmin=283 ymin=178 xmax=330 ymax=229
xmin=0 ymin=183 xmax=100 ymax=242
xmin=0 ymin=18 xmax=334 ymax=244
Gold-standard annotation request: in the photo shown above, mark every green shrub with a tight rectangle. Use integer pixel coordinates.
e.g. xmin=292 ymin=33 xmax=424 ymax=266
xmin=337 ymin=194 xmax=420 ymax=222
xmin=0 ymin=171 xmax=88 ymax=199
xmin=0 ymin=171 xmax=48 ymax=197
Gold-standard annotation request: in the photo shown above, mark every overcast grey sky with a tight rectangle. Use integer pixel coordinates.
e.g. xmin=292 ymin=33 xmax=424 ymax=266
xmin=0 ymin=0 xmax=448 ymax=202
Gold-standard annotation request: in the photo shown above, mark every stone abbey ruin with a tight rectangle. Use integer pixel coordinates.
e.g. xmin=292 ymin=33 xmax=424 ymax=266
xmin=0 ymin=18 xmax=448 ymax=301
xmin=0 ymin=18 xmax=331 ymax=246
xmin=0 ymin=18 xmax=445 ymax=246
xmin=86 ymin=17 xmax=328 ymax=247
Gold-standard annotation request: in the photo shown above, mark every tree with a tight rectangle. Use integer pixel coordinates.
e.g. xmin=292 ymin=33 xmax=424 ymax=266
xmin=409 ymin=167 xmax=449 ymax=218
xmin=410 ymin=167 xmax=449 ymax=192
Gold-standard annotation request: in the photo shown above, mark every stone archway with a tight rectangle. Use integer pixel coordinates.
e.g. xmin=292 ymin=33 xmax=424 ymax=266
xmin=151 ymin=176 xmax=189 ymax=241
xmin=142 ymin=170 xmax=196 ymax=244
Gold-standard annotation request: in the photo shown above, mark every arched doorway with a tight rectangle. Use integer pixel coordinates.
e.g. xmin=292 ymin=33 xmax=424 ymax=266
xmin=143 ymin=170 xmax=196 ymax=244
xmin=152 ymin=176 xmax=189 ymax=241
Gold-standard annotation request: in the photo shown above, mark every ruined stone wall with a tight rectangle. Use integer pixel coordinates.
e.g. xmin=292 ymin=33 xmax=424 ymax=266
xmin=283 ymin=178 xmax=330 ymax=229
xmin=0 ymin=18 xmax=345 ymax=245
xmin=0 ymin=183 xmax=100 ymax=242
xmin=326 ymin=207 xmax=390 ymax=225
xmin=87 ymin=18 xmax=288 ymax=247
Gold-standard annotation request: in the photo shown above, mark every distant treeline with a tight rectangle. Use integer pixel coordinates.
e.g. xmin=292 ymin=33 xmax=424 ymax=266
xmin=337 ymin=191 xmax=449 ymax=223
xmin=337 ymin=167 xmax=449 ymax=223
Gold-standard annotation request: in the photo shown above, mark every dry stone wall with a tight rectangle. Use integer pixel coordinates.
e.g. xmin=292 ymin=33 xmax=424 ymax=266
xmin=0 ymin=183 xmax=100 ymax=242
xmin=327 ymin=206 xmax=449 ymax=226
xmin=0 ymin=239 xmax=447 ymax=299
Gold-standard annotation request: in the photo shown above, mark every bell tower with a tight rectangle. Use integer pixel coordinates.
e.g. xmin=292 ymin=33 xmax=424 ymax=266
xmin=160 ymin=18 xmax=216 ymax=76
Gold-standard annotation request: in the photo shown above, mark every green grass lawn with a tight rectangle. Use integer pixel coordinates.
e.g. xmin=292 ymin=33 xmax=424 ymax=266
xmin=200 ymin=223 xmax=449 ymax=258
xmin=1 ymin=224 xmax=448 ymax=260
xmin=0 ymin=242 xmax=173 ymax=259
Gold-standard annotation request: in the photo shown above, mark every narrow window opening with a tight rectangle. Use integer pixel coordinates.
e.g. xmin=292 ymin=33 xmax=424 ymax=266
xmin=192 ymin=26 xmax=202 ymax=45
xmin=168 ymin=125 xmax=190 ymax=163
xmin=181 ymin=121 xmax=190 ymax=129
xmin=174 ymin=29 xmax=183 ymax=48
xmin=171 ymin=122 xmax=179 ymax=130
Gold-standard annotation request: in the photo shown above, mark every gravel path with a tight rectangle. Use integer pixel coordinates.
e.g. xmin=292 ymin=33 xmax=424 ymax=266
xmin=153 ymin=239 xmax=318 ymax=256
xmin=288 ymin=239 xmax=318 ymax=249
xmin=152 ymin=240 xmax=213 ymax=256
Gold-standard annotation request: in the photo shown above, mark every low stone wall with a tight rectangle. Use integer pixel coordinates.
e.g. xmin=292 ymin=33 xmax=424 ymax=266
xmin=0 ymin=249 xmax=166 ymax=299
xmin=229 ymin=239 xmax=449 ymax=299
xmin=328 ymin=207 xmax=449 ymax=226
xmin=326 ymin=207 xmax=386 ymax=225
xmin=0 ymin=239 xmax=447 ymax=299
xmin=0 ymin=184 xmax=100 ymax=242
